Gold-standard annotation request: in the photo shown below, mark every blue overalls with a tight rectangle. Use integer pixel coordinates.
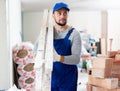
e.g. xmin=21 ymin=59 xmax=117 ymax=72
xmin=51 ymin=28 xmax=78 ymax=91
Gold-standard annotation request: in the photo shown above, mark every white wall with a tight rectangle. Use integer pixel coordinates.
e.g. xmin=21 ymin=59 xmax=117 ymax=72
xmin=107 ymin=10 xmax=120 ymax=51
xmin=22 ymin=11 xmax=102 ymax=43
xmin=22 ymin=12 xmax=43 ymax=44
xmin=0 ymin=0 xmax=9 ymax=89
xmin=22 ymin=10 xmax=120 ymax=52
xmin=68 ymin=11 xmax=102 ymax=41
xmin=8 ymin=0 xmax=22 ymax=46
xmin=7 ymin=0 xmax=22 ymax=87
xmin=0 ymin=0 xmax=21 ymax=89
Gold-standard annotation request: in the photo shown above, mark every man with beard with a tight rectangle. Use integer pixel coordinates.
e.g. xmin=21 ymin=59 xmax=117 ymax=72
xmin=51 ymin=2 xmax=81 ymax=91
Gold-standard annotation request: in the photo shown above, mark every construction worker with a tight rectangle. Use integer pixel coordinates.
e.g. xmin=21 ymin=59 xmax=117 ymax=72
xmin=51 ymin=2 xmax=81 ymax=91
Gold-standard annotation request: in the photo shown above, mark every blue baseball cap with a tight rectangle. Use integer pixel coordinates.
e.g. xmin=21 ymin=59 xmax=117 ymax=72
xmin=53 ymin=2 xmax=70 ymax=13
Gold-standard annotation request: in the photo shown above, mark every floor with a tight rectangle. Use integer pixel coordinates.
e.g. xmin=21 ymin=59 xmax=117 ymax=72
xmin=35 ymin=68 xmax=89 ymax=91
xmin=6 ymin=68 xmax=88 ymax=91
xmin=77 ymin=69 xmax=88 ymax=91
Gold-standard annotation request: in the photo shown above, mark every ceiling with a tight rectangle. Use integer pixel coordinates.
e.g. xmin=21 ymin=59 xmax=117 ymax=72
xmin=21 ymin=0 xmax=120 ymax=12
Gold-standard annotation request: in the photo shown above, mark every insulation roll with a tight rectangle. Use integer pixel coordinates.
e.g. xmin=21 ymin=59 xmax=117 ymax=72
xmin=13 ymin=58 xmax=33 ymax=65
xmin=18 ymin=76 xmax=35 ymax=90
xmin=17 ymin=63 xmax=35 ymax=77
xmin=13 ymin=42 xmax=34 ymax=65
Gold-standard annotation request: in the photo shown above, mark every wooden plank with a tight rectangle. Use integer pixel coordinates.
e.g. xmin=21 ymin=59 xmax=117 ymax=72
xmin=100 ymin=38 xmax=107 ymax=55
xmin=88 ymin=76 xmax=118 ymax=89
xmin=101 ymin=11 xmax=108 ymax=55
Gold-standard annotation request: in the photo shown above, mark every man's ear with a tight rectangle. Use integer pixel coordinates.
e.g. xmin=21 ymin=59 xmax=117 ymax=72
xmin=52 ymin=14 xmax=54 ymax=18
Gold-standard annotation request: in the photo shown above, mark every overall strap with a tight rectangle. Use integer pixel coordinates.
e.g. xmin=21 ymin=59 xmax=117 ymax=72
xmin=65 ymin=28 xmax=74 ymax=39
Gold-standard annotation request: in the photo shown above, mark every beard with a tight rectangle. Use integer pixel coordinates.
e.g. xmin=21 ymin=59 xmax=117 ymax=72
xmin=55 ymin=20 xmax=67 ymax=26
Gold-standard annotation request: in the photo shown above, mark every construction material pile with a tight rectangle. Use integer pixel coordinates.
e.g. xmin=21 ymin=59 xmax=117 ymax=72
xmin=13 ymin=42 xmax=35 ymax=91
xmin=87 ymin=51 xmax=120 ymax=91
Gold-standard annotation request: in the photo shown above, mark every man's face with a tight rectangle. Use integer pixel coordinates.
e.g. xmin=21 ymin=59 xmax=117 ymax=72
xmin=53 ymin=8 xmax=68 ymax=26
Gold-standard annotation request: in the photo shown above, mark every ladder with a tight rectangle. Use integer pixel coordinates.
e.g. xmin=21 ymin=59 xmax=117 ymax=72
xmin=34 ymin=9 xmax=54 ymax=91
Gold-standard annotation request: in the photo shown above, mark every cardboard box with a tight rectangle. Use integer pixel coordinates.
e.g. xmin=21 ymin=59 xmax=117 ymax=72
xmin=88 ymin=76 xmax=118 ymax=89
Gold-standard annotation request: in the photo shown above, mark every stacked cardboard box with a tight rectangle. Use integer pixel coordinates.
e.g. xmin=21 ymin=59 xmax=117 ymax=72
xmin=111 ymin=61 xmax=120 ymax=81
xmin=108 ymin=51 xmax=120 ymax=81
xmin=87 ymin=56 xmax=120 ymax=91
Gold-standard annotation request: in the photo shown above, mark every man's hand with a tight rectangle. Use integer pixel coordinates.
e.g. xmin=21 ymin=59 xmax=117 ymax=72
xmin=53 ymin=49 xmax=64 ymax=62
xmin=58 ymin=56 xmax=64 ymax=62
